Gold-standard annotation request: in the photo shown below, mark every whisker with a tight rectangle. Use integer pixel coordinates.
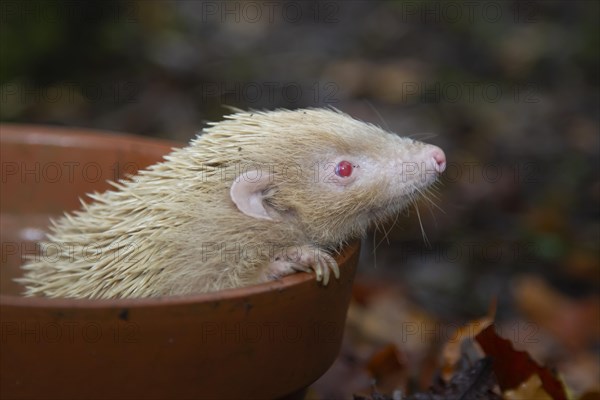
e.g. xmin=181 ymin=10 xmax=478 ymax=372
xmin=427 ymin=199 xmax=439 ymax=229
xmin=374 ymin=229 xmax=388 ymax=250
xmin=414 ymin=201 xmax=431 ymax=248
xmin=365 ymin=100 xmax=391 ymax=132
xmin=413 ymin=186 xmax=445 ymax=214
xmin=372 ymin=230 xmax=377 ymax=268
xmin=407 ymin=132 xmax=438 ymax=141
xmin=374 ymin=205 xmax=401 ymax=250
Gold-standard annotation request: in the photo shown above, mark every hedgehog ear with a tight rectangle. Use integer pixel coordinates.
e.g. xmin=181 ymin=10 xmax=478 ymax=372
xmin=230 ymin=170 xmax=274 ymax=221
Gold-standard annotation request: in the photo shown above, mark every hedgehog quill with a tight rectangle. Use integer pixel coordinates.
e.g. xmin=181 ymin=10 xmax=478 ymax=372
xmin=19 ymin=108 xmax=446 ymax=299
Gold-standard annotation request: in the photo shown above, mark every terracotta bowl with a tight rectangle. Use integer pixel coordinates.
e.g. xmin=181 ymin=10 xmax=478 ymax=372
xmin=0 ymin=125 xmax=359 ymax=400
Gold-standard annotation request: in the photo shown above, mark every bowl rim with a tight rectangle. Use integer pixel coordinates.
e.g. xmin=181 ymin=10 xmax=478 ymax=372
xmin=0 ymin=242 xmax=359 ymax=308
xmin=0 ymin=123 xmax=178 ymax=148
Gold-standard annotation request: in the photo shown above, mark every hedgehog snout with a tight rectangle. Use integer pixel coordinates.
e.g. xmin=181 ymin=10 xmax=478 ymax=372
xmin=426 ymin=145 xmax=446 ymax=174
xmin=391 ymin=143 xmax=446 ymax=187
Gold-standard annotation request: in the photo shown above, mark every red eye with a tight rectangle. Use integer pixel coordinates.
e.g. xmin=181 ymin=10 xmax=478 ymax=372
xmin=335 ymin=160 xmax=353 ymax=177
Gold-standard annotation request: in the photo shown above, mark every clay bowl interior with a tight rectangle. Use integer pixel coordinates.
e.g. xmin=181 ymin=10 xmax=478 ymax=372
xmin=0 ymin=125 xmax=360 ymax=400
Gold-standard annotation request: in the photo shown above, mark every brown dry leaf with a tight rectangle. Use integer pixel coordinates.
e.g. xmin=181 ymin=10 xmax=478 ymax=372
xmin=440 ymin=299 xmax=496 ymax=381
xmin=366 ymin=343 xmax=406 ymax=379
xmin=406 ymin=357 xmax=501 ymax=400
xmin=346 ymin=281 xmax=441 ymax=393
xmin=513 ymin=275 xmax=600 ymax=352
xmin=475 ymin=324 xmax=568 ymax=400
xmin=347 ymin=286 xmax=436 ymax=360
xmin=353 ymin=384 xmax=396 ymax=400
xmin=355 ymin=358 xmax=502 ymax=400
xmin=504 ymin=374 xmax=553 ymax=400
xmin=560 ymin=352 xmax=600 ymax=397
xmin=578 ymin=391 xmax=600 ymax=400
xmin=365 ymin=343 xmax=407 ymax=395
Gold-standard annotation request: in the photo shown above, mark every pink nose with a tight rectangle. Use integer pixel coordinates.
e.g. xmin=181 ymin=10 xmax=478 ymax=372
xmin=429 ymin=146 xmax=446 ymax=173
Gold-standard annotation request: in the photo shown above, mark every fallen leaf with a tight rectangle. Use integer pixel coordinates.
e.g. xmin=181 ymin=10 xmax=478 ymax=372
xmin=475 ymin=324 xmax=567 ymax=400
xmin=353 ymin=384 xmax=397 ymax=400
xmin=513 ymin=275 xmax=600 ymax=352
xmin=407 ymin=357 xmax=501 ymax=400
xmin=578 ymin=391 xmax=600 ymax=400
xmin=364 ymin=343 xmax=408 ymax=395
xmin=440 ymin=299 xmax=496 ymax=381
xmin=366 ymin=343 xmax=406 ymax=379
xmin=504 ymin=374 xmax=553 ymax=400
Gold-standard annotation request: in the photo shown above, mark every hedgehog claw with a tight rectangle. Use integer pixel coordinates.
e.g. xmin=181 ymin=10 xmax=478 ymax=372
xmin=264 ymin=245 xmax=339 ymax=285
xmin=330 ymin=257 xmax=340 ymax=279
xmin=291 ymin=264 xmax=312 ymax=274
xmin=323 ymin=260 xmax=330 ymax=285
xmin=315 ymin=263 xmax=323 ymax=281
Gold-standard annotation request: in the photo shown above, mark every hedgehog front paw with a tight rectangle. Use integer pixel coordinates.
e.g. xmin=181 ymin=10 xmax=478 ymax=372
xmin=265 ymin=245 xmax=340 ymax=285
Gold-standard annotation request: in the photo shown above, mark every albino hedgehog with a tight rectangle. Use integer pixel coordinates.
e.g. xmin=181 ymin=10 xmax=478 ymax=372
xmin=19 ymin=108 xmax=446 ymax=299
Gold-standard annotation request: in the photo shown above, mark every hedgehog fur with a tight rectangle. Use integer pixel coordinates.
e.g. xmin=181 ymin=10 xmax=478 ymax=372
xmin=18 ymin=108 xmax=445 ymax=299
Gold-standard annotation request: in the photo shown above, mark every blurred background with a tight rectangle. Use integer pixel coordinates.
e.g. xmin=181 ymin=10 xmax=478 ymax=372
xmin=1 ymin=0 xmax=598 ymax=397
